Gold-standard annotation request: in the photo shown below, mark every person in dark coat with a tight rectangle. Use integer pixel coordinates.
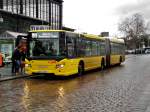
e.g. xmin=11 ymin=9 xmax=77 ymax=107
xmin=20 ymin=46 xmax=26 ymax=73
xmin=11 ymin=46 xmax=22 ymax=74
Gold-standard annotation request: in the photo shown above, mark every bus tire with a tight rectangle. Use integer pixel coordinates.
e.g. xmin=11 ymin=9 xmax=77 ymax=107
xmin=78 ymin=62 xmax=84 ymax=76
xmin=101 ymin=59 xmax=105 ymax=70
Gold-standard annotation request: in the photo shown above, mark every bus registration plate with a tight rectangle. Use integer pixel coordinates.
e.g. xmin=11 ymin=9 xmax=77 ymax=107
xmin=38 ymin=65 xmax=48 ymax=68
xmin=37 ymin=70 xmax=48 ymax=73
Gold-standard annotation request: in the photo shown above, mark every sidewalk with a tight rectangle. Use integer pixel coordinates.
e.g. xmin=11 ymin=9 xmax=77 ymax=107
xmin=0 ymin=64 xmax=28 ymax=82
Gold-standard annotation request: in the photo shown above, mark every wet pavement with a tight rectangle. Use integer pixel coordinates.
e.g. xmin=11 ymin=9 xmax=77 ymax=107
xmin=1 ymin=55 xmax=150 ymax=112
xmin=0 ymin=64 xmax=27 ymax=81
xmin=0 ymin=64 xmax=13 ymax=77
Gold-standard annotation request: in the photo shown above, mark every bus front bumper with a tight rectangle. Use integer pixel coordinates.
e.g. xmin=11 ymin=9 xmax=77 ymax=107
xmin=25 ymin=67 xmax=78 ymax=76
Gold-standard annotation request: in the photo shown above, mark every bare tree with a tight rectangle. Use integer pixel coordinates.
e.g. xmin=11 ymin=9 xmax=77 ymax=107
xmin=118 ymin=13 xmax=146 ymax=49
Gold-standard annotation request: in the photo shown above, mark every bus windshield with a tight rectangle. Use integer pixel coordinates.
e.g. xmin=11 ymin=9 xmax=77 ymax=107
xmin=29 ymin=32 xmax=65 ymax=58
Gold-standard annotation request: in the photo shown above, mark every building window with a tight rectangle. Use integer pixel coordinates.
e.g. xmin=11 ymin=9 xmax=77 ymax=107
xmin=1 ymin=0 xmax=62 ymax=30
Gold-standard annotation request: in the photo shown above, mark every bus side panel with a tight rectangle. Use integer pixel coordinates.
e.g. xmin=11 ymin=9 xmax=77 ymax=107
xmin=110 ymin=55 xmax=120 ymax=65
xmin=110 ymin=41 xmax=126 ymax=65
xmin=56 ymin=57 xmax=103 ymax=76
xmin=59 ymin=56 xmax=106 ymax=75
xmin=83 ymin=56 xmax=102 ymax=71
xmin=55 ymin=58 xmax=80 ymax=76
xmin=56 ymin=56 xmax=105 ymax=76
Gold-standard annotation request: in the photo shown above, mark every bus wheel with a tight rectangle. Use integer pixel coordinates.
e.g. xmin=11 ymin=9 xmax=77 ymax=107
xmin=101 ymin=59 xmax=105 ymax=70
xmin=78 ymin=62 xmax=84 ymax=76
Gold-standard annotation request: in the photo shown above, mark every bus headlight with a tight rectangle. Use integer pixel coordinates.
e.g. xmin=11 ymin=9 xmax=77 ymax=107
xmin=25 ymin=64 xmax=32 ymax=67
xmin=56 ymin=64 xmax=65 ymax=69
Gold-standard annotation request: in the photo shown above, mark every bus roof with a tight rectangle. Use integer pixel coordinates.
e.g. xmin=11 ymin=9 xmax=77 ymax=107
xmin=29 ymin=30 xmax=123 ymax=42
xmin=29 ymin=30 xmax=65 ymax=33
xmin=109 ymin=38 xmax=124 ymax=44
xmin=29 ymin=30 xmax=104 ymax=40
xmin=82 ymin=34 xmax=106 ymax=41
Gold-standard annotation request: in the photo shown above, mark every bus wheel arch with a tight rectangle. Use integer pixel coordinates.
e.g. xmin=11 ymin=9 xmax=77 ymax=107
xmin=78 ymin=61 xmax=84 ymax=76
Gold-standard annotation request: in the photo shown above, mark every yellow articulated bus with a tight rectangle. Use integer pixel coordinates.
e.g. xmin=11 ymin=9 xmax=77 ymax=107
xmin=22 ymin=30 xmax=125 ymax=76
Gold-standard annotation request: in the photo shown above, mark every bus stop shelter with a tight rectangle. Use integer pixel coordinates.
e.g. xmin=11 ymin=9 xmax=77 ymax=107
xmin=0 ymin=31 xmax=26 ymax=63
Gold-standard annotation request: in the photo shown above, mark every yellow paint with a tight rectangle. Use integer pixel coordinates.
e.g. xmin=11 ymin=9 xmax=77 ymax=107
xmin=25 ymin=56 xmax=106 ymax=76
xmin=110 ymin=55 xmax=125 ymax=65
xmin=25 ymin=30 xmax=125 ymax=76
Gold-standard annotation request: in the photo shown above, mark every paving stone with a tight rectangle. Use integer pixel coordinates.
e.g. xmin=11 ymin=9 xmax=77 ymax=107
xmin=0 ymin=55 xmax=150 ymax=112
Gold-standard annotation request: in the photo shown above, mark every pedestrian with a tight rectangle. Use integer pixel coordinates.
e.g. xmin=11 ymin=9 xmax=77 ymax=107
xmin=11 ymin=46 xmax=22 ymax=75
xmin=20 ymin=46 xmax=26 ymax=73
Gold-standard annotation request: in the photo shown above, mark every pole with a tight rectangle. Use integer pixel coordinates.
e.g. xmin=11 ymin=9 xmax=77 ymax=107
xmin=0 ymin=12 xmax=3 ymax=33
xmin=16 ymin=0 xmax=19 ymax=32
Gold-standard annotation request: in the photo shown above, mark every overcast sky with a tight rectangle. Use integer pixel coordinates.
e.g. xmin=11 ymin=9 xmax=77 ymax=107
xmin=63 ymin=0 xmax=150 ymax=36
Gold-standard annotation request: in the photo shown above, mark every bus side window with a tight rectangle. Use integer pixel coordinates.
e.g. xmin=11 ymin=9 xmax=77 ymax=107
xmin=77 ymin=35 xmax=86 ymax=57
xmin=85 ymin=39 xmax=92 ymax=56
xmin=59 ymin=32 xmax=66 ymax=56
xmin=100 ymin=41 xmax=105 ymax=55
xmin=66 ymin=36 xmax=76 ymax=58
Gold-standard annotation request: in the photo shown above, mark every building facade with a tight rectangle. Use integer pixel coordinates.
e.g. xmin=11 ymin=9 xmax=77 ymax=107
xmin=0 ymin=0 xmax=63 ymax=33
xmin=0 ymin=0 xmax=63 ymax=60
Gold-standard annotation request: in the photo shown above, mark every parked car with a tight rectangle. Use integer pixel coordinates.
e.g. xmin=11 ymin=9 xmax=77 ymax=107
xmin=125 ymin=50 xmax=135 ymax=54
xmin=145 ymin=49 xmax=150 ymax=54
xmin=134 ymin=49 xmax=142 ymax=54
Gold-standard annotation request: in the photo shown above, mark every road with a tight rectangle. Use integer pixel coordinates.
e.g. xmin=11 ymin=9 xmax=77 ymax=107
xmin=1 ymin=55 xmax=150 ymax=112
